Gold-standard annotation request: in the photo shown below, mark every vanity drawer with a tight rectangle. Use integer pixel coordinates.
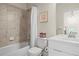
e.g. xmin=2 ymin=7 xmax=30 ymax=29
xmin=53 ymin=49 xmax=72 ymax=56
xmin=48 ymin=39 xmax=79 ymax=56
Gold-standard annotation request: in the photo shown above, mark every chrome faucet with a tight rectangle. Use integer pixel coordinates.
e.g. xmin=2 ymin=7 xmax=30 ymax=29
xmin=68 ymin=31 xmax=77 ymax=38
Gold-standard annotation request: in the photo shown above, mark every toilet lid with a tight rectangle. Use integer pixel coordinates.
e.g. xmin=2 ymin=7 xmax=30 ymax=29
xmin=28 ymin=47 xmax=42 ymax=54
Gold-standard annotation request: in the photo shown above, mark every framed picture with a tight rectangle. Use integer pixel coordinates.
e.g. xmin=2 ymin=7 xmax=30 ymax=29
xmin=40 ymin=11 xmax=48 ymax=23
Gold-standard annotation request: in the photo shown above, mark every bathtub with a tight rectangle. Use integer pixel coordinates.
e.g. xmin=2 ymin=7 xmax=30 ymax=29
xmin=0 ymin=42 xmax=30 ymax=56
xmin=48 ymin=34 xmax=79 ymax=56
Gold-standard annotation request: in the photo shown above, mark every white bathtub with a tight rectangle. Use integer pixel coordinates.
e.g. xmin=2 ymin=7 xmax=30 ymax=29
xmin=48 ymin=34 xmax=79 ymax=56
xmin=0 ymin=42 xmax=30 ymax=56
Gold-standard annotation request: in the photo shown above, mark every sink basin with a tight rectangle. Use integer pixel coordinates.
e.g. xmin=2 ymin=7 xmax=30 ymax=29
xmin=48 ymin=34 xmax=79 ymax=43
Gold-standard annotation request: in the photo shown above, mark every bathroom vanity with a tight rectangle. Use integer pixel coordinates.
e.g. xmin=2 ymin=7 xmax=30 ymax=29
xmin=48 ymin=34 xmax=79 ymax=56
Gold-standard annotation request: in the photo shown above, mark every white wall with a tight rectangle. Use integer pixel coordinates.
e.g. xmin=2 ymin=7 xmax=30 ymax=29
xmin=56 ymin=3 xmax=79 ymax=34
xmin=37 ymin=3 xmax=56 ymax=37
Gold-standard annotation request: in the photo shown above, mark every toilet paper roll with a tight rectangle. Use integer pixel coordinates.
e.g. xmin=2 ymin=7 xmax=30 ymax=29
xmin=44 ymin=47 xmax=48 ymax=52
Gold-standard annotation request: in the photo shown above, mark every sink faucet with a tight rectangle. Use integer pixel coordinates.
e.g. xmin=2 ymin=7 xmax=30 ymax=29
xmin=68 ymin=31 xmax=77 ymax=38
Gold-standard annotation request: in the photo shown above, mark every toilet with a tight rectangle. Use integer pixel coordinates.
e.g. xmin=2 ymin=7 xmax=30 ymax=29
xmin=28 ymin=38 xmax=47 ymax=56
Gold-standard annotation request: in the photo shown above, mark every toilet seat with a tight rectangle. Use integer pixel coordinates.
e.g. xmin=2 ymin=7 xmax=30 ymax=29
xmin=28 ymin=47 xmax=42 ymax=56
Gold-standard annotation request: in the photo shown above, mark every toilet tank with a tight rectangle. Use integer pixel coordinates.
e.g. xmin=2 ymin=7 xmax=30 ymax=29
xmin=36 ymin=38 xmax=47 ymax=49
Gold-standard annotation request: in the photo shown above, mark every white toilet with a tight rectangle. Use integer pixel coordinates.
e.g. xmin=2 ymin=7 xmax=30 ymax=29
xmin=28 ymin=38 xmax=47 ymax=56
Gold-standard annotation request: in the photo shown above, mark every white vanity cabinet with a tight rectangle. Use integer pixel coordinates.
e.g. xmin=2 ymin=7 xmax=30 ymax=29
xmin=48 ymin=35 xmax=79 ymax=56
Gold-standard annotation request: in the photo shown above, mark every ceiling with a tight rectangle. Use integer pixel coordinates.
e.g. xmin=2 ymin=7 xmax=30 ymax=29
xmin=9 ymin=3 xmax=31 ymax=10
xmin=9 ymin=3 xmax=50 ymax=10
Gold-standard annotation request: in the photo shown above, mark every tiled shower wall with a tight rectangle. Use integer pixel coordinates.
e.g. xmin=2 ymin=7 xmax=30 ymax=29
xmin=19 ymin=8 xmax=31 ymax=44
xmin=0 ymin=4 xmax=31 ymax=47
